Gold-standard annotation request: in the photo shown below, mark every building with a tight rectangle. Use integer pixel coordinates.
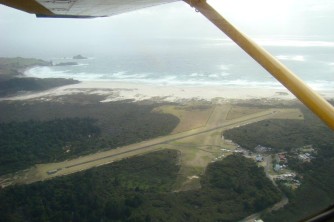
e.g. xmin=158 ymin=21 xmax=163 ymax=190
xmin=254 ymin=145 xmax=272 ymax=153
xmin=256 ymin=155 xmax=264 ymax=162
xmin=298 ymin=154 xmax=311 ymax=162
xmin=278 ymin=153 xmax=288 ymax=163
xmin=274 ymin=164 xmax=282 ymax=172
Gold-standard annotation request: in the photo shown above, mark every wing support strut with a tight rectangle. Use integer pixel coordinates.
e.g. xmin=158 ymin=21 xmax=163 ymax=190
xmin=184 ymin=0 xmax=334 ymax=130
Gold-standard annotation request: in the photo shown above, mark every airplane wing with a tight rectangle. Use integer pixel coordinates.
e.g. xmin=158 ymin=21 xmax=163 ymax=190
xmin=0 ymin=0 xmax=179 ymax=18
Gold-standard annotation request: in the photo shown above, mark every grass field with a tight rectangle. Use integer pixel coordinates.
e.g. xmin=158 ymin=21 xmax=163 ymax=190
xmin=226 ymin=106 xmax=266 ymax=120
xmin=153 ymin=104 xmax=214 ymax=133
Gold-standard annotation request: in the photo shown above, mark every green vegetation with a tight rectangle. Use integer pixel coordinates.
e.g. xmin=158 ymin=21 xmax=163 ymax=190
xmin=0 ymin=152 xmax=280 ymax=222
xmin=180 ymin=154 xmax=282 ymax=221
xmin=224 ymin=105 xmax=333 ymax=152
xmin=224 ymin=104 xmax=334 ymax=221
xmin=0 ymin=57 xmax=50 ymax=67
xmin=0 ymin=150 xmax=179 ymax=222
xmin=0 ymin=57 xmax=79 ymax=96
xmin=0 ymin=57 xmax=51 ymax=80
xmin=0 ymin=78 xmax=79 ymax=97
xmin=0 ymin=118 xmax=100 ymax=175
xmin=0 ymin=97 xmax=180 ymax=140
xmin=262 ymin=145 xmax=334 ymax=222
xmin=0 ymin=99 xmax=179 ymax=175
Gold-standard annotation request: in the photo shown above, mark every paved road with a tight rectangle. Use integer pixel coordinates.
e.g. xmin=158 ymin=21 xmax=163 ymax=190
xmin=240 ymin=196 xmax=289 ymax=222
xmin=264 ymin=155 xmax=274 ymax=181
xmin=240 ymin=154 xmax=290 ymax=222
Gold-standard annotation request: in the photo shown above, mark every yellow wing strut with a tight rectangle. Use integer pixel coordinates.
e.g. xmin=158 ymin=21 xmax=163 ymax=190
xmin=184 ymin=0 xmax=334 ymax=130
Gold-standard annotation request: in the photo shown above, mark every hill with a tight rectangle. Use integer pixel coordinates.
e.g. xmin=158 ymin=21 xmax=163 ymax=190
xmin=0 ymin=57 xmax=79 ymax=97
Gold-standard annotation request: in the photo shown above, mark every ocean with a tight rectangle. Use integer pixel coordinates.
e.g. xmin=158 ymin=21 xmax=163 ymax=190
xmin=25 ymin=37 xmax=334 ymax=91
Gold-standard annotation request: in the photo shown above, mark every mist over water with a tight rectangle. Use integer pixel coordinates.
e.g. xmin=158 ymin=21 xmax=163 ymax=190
xmin=25 ymin=38 xmax=334 ymax=91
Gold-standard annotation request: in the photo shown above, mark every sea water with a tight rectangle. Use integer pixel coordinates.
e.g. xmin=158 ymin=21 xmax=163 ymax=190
xmin=25 ymin=37 xmax=334 ymax=91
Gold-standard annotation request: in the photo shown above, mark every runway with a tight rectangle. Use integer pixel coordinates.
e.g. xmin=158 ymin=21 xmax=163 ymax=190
xmin=0 ymin=106 xmax=303 ymax=186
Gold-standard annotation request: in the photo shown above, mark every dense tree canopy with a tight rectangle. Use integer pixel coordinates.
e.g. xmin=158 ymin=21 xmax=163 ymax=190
xmin=0 ymin=100 xmax=179 ymax=175
xmin=0 ymin=78 xmax=79 ymax=97
xmin=224 ymin=105 xmax=334 ymax=152
xmin=0 ymin=152 xmax=281 ymax=222
xmin=0 ymin=118 xmax=100 ymax=174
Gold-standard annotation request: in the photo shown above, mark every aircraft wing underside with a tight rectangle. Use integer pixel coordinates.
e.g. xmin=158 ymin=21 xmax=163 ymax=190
xmin=0 ymin=0 xmax=179 ymax=18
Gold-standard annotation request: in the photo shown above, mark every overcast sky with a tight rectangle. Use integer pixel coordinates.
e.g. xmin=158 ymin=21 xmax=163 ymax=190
xmin=1 ymin=0 xmax=334 ymax=58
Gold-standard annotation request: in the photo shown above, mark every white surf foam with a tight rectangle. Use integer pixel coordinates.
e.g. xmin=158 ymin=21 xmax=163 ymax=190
xmin=209 ymin=38 xmax=334 ymax=48
xmin=255 ymin=39 xmax=334 ymax=47
xmin=276 ymin=55 xmax=306 ymax=62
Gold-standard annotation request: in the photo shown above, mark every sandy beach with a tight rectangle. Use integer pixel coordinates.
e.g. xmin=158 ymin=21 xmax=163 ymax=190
xmin=1 ymin=80 xmax=334 ymax=103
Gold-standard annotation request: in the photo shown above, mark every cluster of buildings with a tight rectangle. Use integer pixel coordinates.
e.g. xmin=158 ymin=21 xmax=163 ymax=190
xmin=293 ymin=145 xmax=317 ymax=163
xmin=271 ymin=146 xmax=317 ymax=189
xmin=274 ymin=152 xmax=288 ymax=172
xmin=246 ymin=144 xmax=318 ymax=191
xmin=274 ymin=172 xmax=301 ymax=189
xmin=275 ymin=173 xmax=296 ymax=180
xmin=254 ymin=145 xmax=272 ymax=153
xmin=272 ymin=153 xmax=301 ymax=189
xmin=298 ymin=153 xmax=313 ymax=162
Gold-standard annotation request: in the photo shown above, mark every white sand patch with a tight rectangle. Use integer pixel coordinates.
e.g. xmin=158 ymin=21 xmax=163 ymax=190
xmin=1 ymin=81 xmax=333 ymax=102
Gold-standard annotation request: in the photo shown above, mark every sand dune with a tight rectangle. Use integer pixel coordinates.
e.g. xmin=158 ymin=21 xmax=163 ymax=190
xmin=1 ymin=81 xmax=333 ymax=102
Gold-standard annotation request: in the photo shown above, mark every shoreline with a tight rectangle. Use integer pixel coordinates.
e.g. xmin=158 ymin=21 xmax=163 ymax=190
xmin=1 ymin=80 xmax=333 ymax=103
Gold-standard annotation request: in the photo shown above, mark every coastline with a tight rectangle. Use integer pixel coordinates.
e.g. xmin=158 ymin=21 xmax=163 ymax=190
xmin=1 ymin=80 xmax=333 ymax=103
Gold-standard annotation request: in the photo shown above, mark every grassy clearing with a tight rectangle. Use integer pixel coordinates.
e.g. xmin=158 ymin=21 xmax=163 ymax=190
xmin=226 ymin=106 xmax=266 ymax=120
xmin=167 ymin=130 xmax=225 ymax=191
xmin=153 ymin=104 xmax=213 ymax=133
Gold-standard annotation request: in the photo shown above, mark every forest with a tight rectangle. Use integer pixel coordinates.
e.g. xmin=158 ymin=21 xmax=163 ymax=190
xmin=0 ymin=78 xmax=79 ymax=97
xmin=223 ymin=104 xmax=333 ymax=152
xmin=0 ymin=98 xmax=179 ymax=175
xmin=0 ymin=118 xmax=100 ymax=175
xmin=0 ymin=151 xmax=281 ymax=222
xmin=224 ymin=103 xmax=334 ymax=221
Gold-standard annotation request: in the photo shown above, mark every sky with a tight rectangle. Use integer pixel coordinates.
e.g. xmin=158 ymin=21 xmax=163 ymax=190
xmin=1 ymin=0 xmax=334 ymax=58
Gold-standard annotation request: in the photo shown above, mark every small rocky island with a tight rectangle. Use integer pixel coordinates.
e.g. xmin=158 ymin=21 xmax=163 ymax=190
xmin=55 ymin=62 xmax=78 ymax=66
xmin=73 ymin=55 xmax=87 ymax=59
